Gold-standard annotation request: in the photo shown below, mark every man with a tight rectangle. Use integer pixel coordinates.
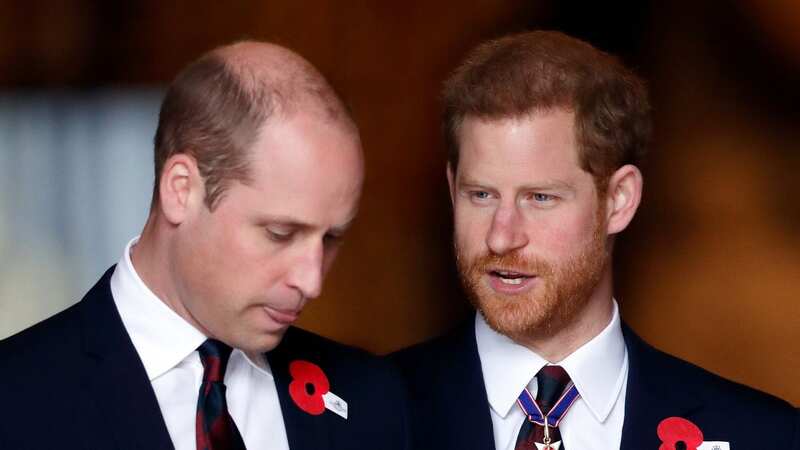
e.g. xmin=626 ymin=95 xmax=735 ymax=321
xmin=0 ymin=41 xmax=407 ymax=450
xmin=393 ymin=31 xmax=799 ymax=449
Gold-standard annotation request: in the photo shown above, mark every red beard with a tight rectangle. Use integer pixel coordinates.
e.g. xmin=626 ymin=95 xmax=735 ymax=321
xmin=455 ymin=214 xmax=607 ymax=343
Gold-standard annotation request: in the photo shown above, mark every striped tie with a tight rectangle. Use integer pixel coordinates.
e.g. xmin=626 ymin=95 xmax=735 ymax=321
xmin=196 ymin=339 xmax=247 ymax=450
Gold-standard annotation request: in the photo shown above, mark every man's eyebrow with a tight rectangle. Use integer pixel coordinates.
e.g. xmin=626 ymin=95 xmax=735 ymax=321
xmin=457 ymin=177 xmax=575 ymax=192
xmin=256 ymin=214 xmax=356 ymax=235
xmin=519 ymin=180 xmax=576 ymax=192
xmin=456 ymin=177 xmax=491 ymax=188
xmin=256 ymin=215 xmax=308 ymax=227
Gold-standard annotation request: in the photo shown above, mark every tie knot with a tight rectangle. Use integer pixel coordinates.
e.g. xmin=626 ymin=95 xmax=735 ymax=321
xmin=535 ymin=365 xmax=572 ymax=413
xmin=198 ymin=339 xmax=233 ymax=383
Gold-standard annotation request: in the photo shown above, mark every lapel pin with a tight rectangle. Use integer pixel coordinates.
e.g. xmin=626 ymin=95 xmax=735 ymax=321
xmin=697 ymin=442 xmax=730 ymax=450
xmin=322 ymin=391 xmax=348 ymax=419
xmin=657 ymin=417 xmax=706 ymax=450
xmin=288 ymin=360 xmax=329 ymax=415
xmin=287 ymin=360 xmax=348 ymax=419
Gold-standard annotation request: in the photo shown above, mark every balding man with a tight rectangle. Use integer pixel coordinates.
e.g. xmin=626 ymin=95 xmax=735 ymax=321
xmin=0 ymin=42 xmax=408 ymax=450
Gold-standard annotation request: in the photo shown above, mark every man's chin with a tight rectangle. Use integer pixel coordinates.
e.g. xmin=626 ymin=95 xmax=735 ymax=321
xmin=234 ymin=328 xmax=289 ymax=354
xmin=476 ymin=297 xmax=554 ymax=340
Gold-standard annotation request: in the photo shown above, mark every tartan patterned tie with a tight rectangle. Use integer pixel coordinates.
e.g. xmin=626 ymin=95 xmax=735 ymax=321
xmin=196 ymin=339 xmax=247 ymax=450
xmin=515 ymin=365 xmax=573 ymax=450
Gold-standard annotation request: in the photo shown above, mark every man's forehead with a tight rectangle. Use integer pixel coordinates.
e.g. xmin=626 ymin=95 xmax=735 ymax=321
xmin=256 ymin=103 xmax=360 ymax=143
xmin=234 ymin=115 xmax=363 ymax=220
xmin=453 ymin=110 xmax=591 ymax=189
xmin=460 ymin=113 xmax=578 ymax=159
xmin=224 ymin=175 xmax=361 ymax=235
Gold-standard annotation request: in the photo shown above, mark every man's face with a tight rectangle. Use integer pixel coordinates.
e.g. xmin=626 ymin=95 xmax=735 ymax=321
xmin=174 ymin=112 xmax=363 ymax=353
xmin=449 ymin=110 xmax=608 ymax=343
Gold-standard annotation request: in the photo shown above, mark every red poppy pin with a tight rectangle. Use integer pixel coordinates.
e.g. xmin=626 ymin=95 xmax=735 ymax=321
xmin=288 ymin=359 xmax=349 ymax=419
xmin=657 ymin=417 xmax=704 ymax=450
xmin=288 ymin=360 xmax=330 ymax=415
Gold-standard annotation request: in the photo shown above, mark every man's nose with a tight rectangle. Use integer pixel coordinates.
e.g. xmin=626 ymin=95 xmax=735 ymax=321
xmin=287 ymin=240 xmax=324 ymax=301
xmin=486 ymin=204 xmax=529 ymax=255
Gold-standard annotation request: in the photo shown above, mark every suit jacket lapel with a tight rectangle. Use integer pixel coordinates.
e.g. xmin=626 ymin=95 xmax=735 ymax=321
xmin=79 ymin=267 xmax=175 ymax=450
xmin=267 ymin=327 xmax=331 ymax=450
xmin=620 ymin=324 xmax=703 ymax=449
xmin=443 ymin=320 xmax=495 ymax=450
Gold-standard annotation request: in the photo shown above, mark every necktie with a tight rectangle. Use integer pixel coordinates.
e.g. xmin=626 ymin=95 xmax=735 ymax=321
xmin=196 ymin=339 xmax=247 ymax=450
xmin=515 ymin=365 xmax=577 ymax=450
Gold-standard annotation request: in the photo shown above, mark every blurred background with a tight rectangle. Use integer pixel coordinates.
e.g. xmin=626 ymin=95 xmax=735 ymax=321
xmin=0 ymin=1 xmax=797 ymax=405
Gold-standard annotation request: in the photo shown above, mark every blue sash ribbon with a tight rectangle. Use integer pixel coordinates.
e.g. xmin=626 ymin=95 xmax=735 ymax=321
xmin=516 ymin=381 xmax=580 ymax=428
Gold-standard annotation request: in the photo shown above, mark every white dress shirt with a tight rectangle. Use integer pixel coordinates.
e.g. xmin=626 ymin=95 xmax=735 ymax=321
xmin=476 ymin=301 xmax=628 ymax=450
xmin=110 ymin=237 xmax=290 ymax=450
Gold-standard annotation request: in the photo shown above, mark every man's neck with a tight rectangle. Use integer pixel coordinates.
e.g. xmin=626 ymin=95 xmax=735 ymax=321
xmin=130 ymin=220 xmax=184 ymax=322
xmin=129 ymin=228 xmax=214 ymax=341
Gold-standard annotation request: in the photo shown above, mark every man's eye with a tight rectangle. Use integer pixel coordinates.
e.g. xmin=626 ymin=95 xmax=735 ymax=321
xmin=267 ymin=228 xmax=294 ymax=242
xmin=531 ymin=193 xmax=555 ymax=202
xmin=471 ymin=191 xmax=491 ymax=200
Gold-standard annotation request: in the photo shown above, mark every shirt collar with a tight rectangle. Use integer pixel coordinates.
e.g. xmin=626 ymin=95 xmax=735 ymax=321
xmin=558 ymin=301 xmax=627 ymax=422
xmin=475 ymin=301 xmax=627 ymax=423
xmin=110 ymin=237 xmax=271 ymax=381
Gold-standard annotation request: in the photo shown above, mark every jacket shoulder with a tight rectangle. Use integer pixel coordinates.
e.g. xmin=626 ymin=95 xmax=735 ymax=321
xmin=392 ymin=322 xmax=471 ymax=370
xmin=0 ymin=300 xmax=84 ymax=367
xmin=623 ymin=324 xmax=798 ymax=447
xmin=626 ymin=326 xmax=795 ymax=413
xmin=390 ymin=320 xmax=477 ymax=399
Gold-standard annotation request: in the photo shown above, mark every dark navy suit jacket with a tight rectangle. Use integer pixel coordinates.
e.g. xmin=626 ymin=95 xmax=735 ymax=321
xmin=392 ymin=315 xmax=799 ymax=449
xmin=0 ymin=267 xmax=409 ymax=450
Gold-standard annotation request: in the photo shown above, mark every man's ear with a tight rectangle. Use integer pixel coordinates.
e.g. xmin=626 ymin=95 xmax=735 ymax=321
xmin=604 ymin=164 xmax=643 ymax=235
xmin=157 ymin=153 xmax=203 ymax=225
xmin=446 ymin=162 xmax=456 ymax=207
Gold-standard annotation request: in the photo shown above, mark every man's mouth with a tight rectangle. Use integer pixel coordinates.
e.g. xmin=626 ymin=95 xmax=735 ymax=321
xmin=263 ymin=306 xmax=301 ymax=325
xmin=489 ymin=269 xmax=534 ymax=285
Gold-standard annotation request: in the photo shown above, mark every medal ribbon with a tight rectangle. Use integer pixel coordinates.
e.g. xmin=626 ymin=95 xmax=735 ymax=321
xmin=516 ymin=381 xmax=580 ymax=428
